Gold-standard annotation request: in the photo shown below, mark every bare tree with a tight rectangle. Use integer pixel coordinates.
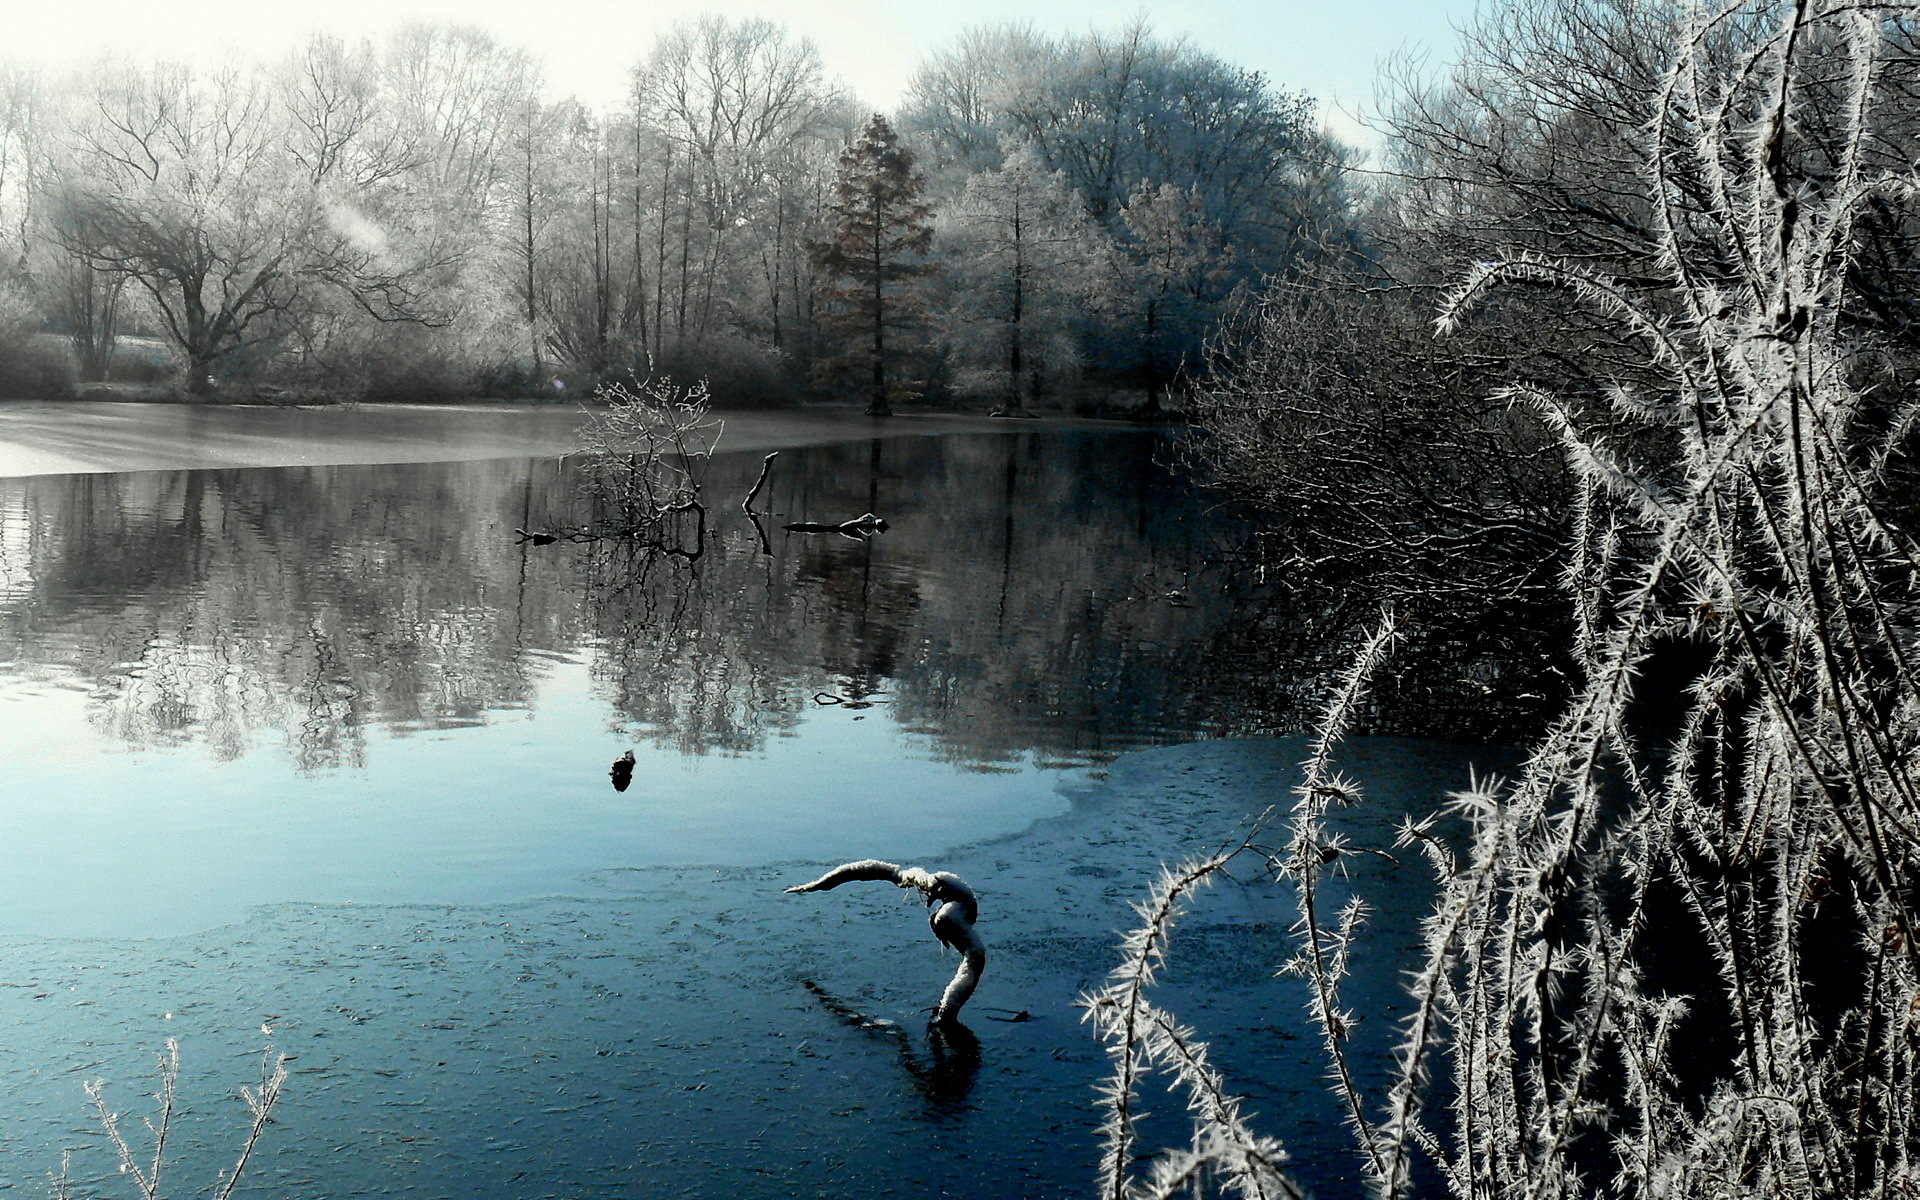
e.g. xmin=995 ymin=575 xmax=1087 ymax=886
xmin=51 ymin=58 xmax=441 ymax=395
xmin=634 ymin=16 xmax=844 ymax=353
xmin=938 ymin=144 xmax=1108 ymax=414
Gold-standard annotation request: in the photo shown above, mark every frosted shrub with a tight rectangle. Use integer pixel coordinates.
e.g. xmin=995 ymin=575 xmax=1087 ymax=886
xmin=50 ymin=1040 xmax=288 ymax=1200
xmin=1095 ymin=4 xmax=1920 ymax=1197
xmin=575 ymin=373 xmax=720 ymax=556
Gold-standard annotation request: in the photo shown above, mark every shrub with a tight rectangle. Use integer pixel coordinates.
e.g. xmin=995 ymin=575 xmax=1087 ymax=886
xmin=1116 ymin=5 xmax=1920 ymax=1197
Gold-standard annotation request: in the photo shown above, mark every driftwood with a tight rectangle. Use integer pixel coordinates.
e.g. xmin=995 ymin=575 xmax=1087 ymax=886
xmin=510 ymin=499 xmax=707 ymax=559
xmin=742 ymin=452 xmax=778 ymax=514
xmin=782 ymin=512 xmax=889 ymax=538
xmin=785 ymin=860 xmax=985 ymax=1022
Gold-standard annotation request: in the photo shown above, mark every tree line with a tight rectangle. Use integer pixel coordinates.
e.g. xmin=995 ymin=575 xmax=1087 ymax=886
xmin=0 ymin=18 xmax=1349 ymax=408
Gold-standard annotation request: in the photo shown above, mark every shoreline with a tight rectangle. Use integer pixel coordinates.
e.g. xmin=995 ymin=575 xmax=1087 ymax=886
xmin=0 ymin=400 xmax=1137 ymax=479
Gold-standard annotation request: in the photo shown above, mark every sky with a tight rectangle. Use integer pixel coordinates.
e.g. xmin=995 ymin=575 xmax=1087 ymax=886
xmin=6 ymin=0 xmax=1481 ymax=148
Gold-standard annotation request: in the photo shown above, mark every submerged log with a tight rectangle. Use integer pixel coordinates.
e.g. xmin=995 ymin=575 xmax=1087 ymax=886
xmin=782 ymin=512 xmax=889 ymax=538
xmin=785 ymin=860 xmax=985 ymax=1022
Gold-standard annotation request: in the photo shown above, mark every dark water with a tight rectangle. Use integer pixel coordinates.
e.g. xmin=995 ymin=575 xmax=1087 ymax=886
xmin=0 ymin=430 xmax=1480 ymax=1197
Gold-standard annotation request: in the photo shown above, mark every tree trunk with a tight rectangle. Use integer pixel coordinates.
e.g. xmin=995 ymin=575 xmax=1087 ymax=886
xmin=187 ymin=349 xmax=219 ymax=397
xmin=523 ymin=129 xmax=542 ymax=379
xmin=631 ymin=117 xmax=650 ymax=359
xmin=867 ymin=192 xmax=890 ymax=417
xmin=1139 ymin=294 xmax=1165 ymax=418
xmin=677 ymin=173 xmax=693 ymax=351
xmin=655 ymin=142 xmax=672 ymax=356
xmin=998 ymin=194 xmax=1030 ymax=418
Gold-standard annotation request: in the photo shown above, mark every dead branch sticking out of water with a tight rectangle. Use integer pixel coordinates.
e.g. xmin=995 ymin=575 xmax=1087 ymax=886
xmin=743 ymin=451 xmax=778 ymax=513
xmin=570 ymin=375 xmax=718 ymax=559
xmin=785 ymin=860 xmax=986 ymax=1022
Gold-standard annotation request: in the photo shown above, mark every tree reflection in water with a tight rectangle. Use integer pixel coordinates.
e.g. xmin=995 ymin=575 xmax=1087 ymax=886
xmin=0 ymin=431 xmax=1249 ymax=771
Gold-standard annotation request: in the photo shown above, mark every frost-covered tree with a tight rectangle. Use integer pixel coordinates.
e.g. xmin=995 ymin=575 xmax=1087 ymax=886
xmin=901 ymin=21 xmax=1334 ymax=263
xmin=901 ymin=20 xmax=1350 ymax=405
xmin=634 ymin=16 xmax=847 ymax=358
xmin=937 ymin=145 xmax=1107 ymax=415
xmin=812 ymin=114 xmax=935 ymax=416
xmin=51 ymin=60 xmax=434 ymax=394
xmin=1113 ymin=182 xmax=1238 ymax=412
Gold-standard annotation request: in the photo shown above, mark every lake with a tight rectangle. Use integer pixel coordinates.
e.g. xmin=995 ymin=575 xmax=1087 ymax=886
xmin=0 ymin=427 xmax=1490 ymax=1197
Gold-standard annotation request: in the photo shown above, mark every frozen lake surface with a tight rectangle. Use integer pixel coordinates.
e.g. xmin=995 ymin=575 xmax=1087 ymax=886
xmin=0 ymin=428 xmax=1494 ymax=1196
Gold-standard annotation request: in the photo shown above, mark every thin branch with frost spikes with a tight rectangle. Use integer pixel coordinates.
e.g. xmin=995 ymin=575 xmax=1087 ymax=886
xmin=1804 ymin=12 xmax=1880 ymax=283
xmin=1436 ymin=256 xmax=1701 ymax=404
xmin=1081 ymin=850 xmax=1250 ymax=1200
xmin=212 ymin=1049 xmax=288 ymax=1200
xmin=1513 ymin=388 xmax=1670 ymax=525
xmin=1131 ymin=1147 xmax=1209 ymax=1200
xmin=784 ymin=860 xmax=986 ymax=1022
xmin=85 ymin=1038 xmax=178 ymax=1200
xmin=1297 ymin=613 xmax=1396 ymax=804
xmin=1379 ymin=780 xmax=1518 ymax=1200
xmin=1082 ymin=978 xmax=1303 ymax=1200
xmin=77 ymin=1039 xmax=287 ymax=1200
xmin=1137 ymin=1003 xmax=1301 ymax=1200
xmin=1283 ymin=611 xmax=1396 ymax=1188
xmin=48 ymin=1151 xmax=75 ymax=1200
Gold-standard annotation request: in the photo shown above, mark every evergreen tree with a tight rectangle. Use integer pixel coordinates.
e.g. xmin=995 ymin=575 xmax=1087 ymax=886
xmin=813 ymin=114 xmax=933 ymax=416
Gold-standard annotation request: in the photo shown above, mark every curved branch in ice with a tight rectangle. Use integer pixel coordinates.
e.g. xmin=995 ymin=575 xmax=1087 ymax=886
xmin=785 ymin=860 xmax=986 ymax=1023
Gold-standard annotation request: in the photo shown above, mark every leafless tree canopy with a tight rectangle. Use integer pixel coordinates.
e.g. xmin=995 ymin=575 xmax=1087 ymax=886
xmin=1146 ymin=3 xmax=1920 ymax=1198
xmin=0 ymin=17 xmax=1339 ymax=407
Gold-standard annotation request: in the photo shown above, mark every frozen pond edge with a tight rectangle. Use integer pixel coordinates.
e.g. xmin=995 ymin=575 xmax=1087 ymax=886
xmin=0 ymin=735 xmax=1495 ymax=1197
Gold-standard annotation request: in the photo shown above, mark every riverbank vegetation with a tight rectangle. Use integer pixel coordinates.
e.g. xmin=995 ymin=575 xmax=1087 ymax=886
xmin=0 ymin=19 xmax=1345 ymax=408
xmin=1141 ymin=2 xmax=1920 ymax=1197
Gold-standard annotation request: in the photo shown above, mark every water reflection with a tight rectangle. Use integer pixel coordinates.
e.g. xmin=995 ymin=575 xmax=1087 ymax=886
xmin=802 ymin=980 xmax=983 ymax=1116
xmin=0 ymin=431 xmax=1236 ymax=771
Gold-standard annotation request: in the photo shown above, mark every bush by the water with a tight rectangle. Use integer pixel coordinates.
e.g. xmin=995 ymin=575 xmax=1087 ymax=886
xmin=1143 ymin=3 xmax=1920 ymax=1197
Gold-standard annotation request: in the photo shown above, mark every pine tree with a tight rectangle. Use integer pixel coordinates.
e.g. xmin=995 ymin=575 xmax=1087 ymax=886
xmin=813 ymin=114 xmax=934 ymax=416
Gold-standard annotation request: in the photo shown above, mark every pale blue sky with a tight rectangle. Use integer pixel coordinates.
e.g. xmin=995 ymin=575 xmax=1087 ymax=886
xmin=12 ymin=0 xmax=1481 ymax=145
